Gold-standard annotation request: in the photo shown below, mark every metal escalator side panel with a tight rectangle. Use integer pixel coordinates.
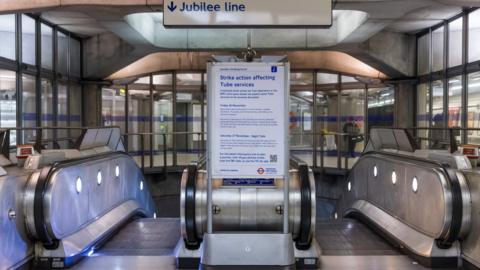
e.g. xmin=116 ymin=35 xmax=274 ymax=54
xmin=459 ymin=170 xmax=480 ymax=269
xmin=344 ymin=200 xmax=460 ymax=264
xmin=24 ymin=152 xmax=156 ymax=266
xmin=341 ymin=152 xmax=460 ymax=243
xmin=0 ymin=172 xmax=33 ymax=270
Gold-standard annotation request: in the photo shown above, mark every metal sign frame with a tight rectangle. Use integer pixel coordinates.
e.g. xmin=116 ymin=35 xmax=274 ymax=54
xmin=163 ymin=0 xmax=333 ymax=28
xmin=206 ymin=60 xmax=291 ymax=234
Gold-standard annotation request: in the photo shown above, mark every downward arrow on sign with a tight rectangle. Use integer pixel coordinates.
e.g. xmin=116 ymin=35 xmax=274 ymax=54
xmin=167 ymin=1 xmax=177 ymax=12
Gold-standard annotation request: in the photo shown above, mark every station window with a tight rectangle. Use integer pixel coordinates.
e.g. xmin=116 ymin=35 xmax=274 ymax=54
xmin=22 ymin=15 xmax=36 ymax=66
xmin=417 ymin=84 xmax=430 ymax=148
xmin=448 ymin=17 xmax=463 ymax=68
xmin=70 ymin=83 xmax=82 ymax=135
xmin=341 ymin=89 xmax=365 ymax=157
xmin=41 ymin=79 xmax=53 ymax=144
xmin=448 ymin=76 xmax=463 ymax=128
xmin=128 ymin=77 xmax=152 ymax=159
xmin=153 ymin=74 xmax=173 ymax=166
xmin=468 ymin=71 xmax=480 ymax=144
xmin=102 ymin=86 xmax=126 ymax=133
xmin=70 ymin=38 xmax=81 ymax=78
xmin=316 ymin=73 xmax=338 ymax=85
xmin=0 ymin=14 xmax=16 ymax=60
xmin=41 ymin=23 xmax=53 ymax=70
xmin=368 ymin=86 xmax=395 ymax=128
xmin=432 ymin=26 xmax=444 ymax=72
xmin=417 ymin=33 xmax=430 ymax=76
xmin=469 ymin=9 xmax=480 ymax=63
xmin=22 ymin=74 xmax=37 ymax=143
xmin=57 ymin=82 xmax=68 ymax=147
xmin=57 ymin=32 xmax=68 ymax=75
xmin=0 ymin=69 xmax=17 ymax=144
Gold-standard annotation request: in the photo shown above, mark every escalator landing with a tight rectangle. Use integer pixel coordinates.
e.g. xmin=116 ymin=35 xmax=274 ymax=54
xmin=70 ymin=218 xmax=454 ymax=270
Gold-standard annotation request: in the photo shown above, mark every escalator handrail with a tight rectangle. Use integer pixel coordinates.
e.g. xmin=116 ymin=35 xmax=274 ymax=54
xmin=348 ymin=150 xmax=464 ymax=248
xmin=32 ymin=151 xmax=136 ymax=248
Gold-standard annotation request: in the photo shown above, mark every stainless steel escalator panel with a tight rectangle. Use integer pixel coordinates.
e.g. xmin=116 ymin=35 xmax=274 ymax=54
xmin=345 ymin=200 xmax=460 ymax=259
xmin=23 ymin=152 xmax=156 ymax=268
xmin=0 ymin=168 xmax=33 ymax=270
xmin=344 ymin=154 xmax=453 ymax=240
xmin=460 ymin=170 xmax=480 ymax=269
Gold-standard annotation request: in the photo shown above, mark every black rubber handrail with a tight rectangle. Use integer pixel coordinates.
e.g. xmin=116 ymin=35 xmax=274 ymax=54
xmin=348 ymin=150 xmax=464 ymax=249
xmin=32 ymin=151 xmax=134 ymax=249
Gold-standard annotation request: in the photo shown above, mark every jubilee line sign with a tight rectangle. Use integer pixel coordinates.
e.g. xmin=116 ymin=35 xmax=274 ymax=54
xmin=163 ymin=0 xmax=333 ymax=27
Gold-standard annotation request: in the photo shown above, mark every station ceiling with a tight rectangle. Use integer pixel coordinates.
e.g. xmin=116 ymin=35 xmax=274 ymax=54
xmin=1 ymin=0 xmax=475 ymax=79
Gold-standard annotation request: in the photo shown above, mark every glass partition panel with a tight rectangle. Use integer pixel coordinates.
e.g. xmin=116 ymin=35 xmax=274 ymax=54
xmin=469 ymin=9 xmax=480 ymax=63
xmin=290 ymin=90 xmax=314 ymax=166
xmin=432 ymin=26 xmax=444 ymax=72
xmin=468 ymin=72 xmax=480 ymax=144
xmin=70 ymin=38 xmax=81 ymax=78
xmin=41 ymin=24 xmax=53 ymax=70
xmin=316 ymin=73 xmax=338 ymax=85
xmin=22 ymin=74 xmax=37 ymax=143
xmin=418 ymin=33 xmax=431 ymax=75
xmin=340 ymin=89 xmax=365 ymax=165
xmin=153 ymin=74 xmax=174 ymax=166
xmin=57 ymin=32 xmax=68 ymax=75
xmin=448 ymin=76 xmax=463 ymax=144
xmin=22 ymin=15 xmax=36 ymax=66
xmin=367 ymin=86 xmax=395 ymax=129
xmin=128 ymin=88 xmax=151 ymax=166
xmin=417 ymin=83 xmax=430 ymax=148
xmin=175 ymin=91 xmax=204 ymax=166
xmin=102 ymin=86 xmax=126 ymax=133
xmin=70 ymin=83 xmax=82 ymax=137
xmin=431 ymin=80 xmax=446 ymax=148
xmin=449 ymin=17 xmax=463 ymax=68
xmin=153 ymin=91 xmax=173 ymax=166
xmin=0 ymin=70 xmax=17 ymax=145
xmin=316 ymin=90 xmax=338 ymax=168
xmin=41 ymin=79 xmax=53 ymax=147
xmin=0 ymin=14 xmax=16 ymax=60
xmin=57 ymin=82 xmax=68 ymax=147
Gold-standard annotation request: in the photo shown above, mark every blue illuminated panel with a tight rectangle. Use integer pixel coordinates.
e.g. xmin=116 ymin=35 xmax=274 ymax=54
xmin=222 ymin=178 xmax=275 ymax=186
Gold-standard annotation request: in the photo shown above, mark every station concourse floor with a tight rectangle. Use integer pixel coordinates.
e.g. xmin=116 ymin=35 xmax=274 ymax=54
xmin=71 ymin=212 xmax=447 ymax=270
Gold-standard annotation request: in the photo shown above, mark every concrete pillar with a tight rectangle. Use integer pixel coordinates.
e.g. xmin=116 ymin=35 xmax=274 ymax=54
xmin=82 ymin=83 xmax=103 ymax=127
xmin=394 ymin=81 xmax=416 ymax=128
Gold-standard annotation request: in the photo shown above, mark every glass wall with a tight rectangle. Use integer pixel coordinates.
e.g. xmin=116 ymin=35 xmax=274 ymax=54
xmin=57 ymin=32 xmax=69 ymax=75
xmin=418 ymin=33 xmax=430 ymax=75
xmin=102 ymin=85 xmax=126 ymax=132
xmin=41 ymin=79 xmax=53 ymax=145
xmin=417 ymin=8 xmax=480 ymax=147
xmin=449 ymin=17 xmax=463 ymax=68
xmin=0 ymin=70 xmax=17 ymax=144
xmin=469 ymin=9 xmax=480 ymax=63
xmin=22 ymin=74 xmax=36 ymax=142
xmin=468 ymin=71 xmax=480 ymax=144
xmin=0 ymin=13 xmax=83 ymax=148
xmin=153 ymin=74 xmax=173 ymax=166
xmin=22 ymin=15 xmax=36 ymax=66
xmin=57 ymin=82 xmax=68 ymax=147
xmin=41 ymin=23 xmax=53 ymax=70
xmin=432 ymin=27 xmax=444 ymax=72
xmin=367 ymin=86 xmax=395 ymax=127
xmin=103 ymin=71 xmax=392 ymax=169
xmin=417 ymin=83 xmax=430 ymax=148
xmin=0 ymin=15 xmax=16 ymax=60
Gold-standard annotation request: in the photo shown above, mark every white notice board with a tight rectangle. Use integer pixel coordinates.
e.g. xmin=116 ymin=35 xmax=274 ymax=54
xmin=208 ymin=62 xmax=289 ymax=178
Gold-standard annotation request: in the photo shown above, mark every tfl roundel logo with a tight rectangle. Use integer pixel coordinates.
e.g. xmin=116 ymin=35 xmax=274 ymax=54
xmin=257 ymin=167 xmax=265 ymax=175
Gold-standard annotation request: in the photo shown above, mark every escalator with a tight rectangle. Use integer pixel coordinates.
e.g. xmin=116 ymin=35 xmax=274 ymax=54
xmin=2 ymin=128 xmax=480 ymax=269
